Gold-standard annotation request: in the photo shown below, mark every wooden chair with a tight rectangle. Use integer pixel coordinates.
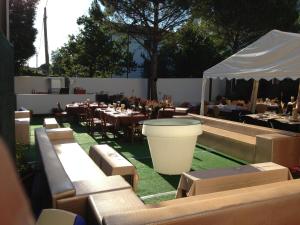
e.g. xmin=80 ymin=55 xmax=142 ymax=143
xmin=127 ymin=114 xmax=148 ymax=143
xmin=100 ymin=112 xmax=117 ymax=139
xmin=157 ymin=107 xmax=175 ymax=118
xmin=53 ymin=102 xmax=68 ymax=123
xmin=255 ymin=104 xmax=268 ymax=114
xmin=211 ymin=105 xmax=220 ymax=118
xmin=76 ymin=106 xmax=87 ymax=124
xmin=86 ymin=107 xmax=102 ymax=136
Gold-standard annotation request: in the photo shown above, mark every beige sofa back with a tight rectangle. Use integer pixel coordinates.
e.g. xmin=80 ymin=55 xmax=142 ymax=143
xmin=103 ymin=179 xmax=300 ymax=225
xmin=191 ymin=115 xmax=300 ymax=167
xmin=191 ymin=114 xmax=280 ymax=137
xmin=35 ymin=128 xmax=75 ymax=207
xmin=35 ymin=127 xmax=131 ymax=218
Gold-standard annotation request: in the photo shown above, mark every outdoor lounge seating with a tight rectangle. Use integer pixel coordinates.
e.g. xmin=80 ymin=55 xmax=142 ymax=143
xmin=15 ymin=110 xmax=31 ymax=145
xmin=191 ymin=115 xmax=300 ymax=168
xmin=4 ymin=129 xmax=300 ymax=225
xmin=35 ymin=127 xmax=131 ymax=218
xmin=88 ymin=171 xmax=300 ymax=225
xmin=176 ymin=162 xmax=291 ymax=198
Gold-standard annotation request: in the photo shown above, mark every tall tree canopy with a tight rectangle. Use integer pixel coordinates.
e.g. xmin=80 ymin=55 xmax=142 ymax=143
xmin=158 ymin=22 xmax=220 ymax=77
xmin=9 ymin=0 xmax=39 ymax=75
xmin=192 ymin=0 xmax=299 ymax=55
xmin=100 ymin=0 xmax=191 ymax=99
xmin=51 ymin=0 xmax=135 ymax=77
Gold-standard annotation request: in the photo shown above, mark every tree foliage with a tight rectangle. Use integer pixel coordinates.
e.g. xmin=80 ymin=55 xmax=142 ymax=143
xmin=158 ymin=22 xmax=221 ymax=77
xmin=192 ymin=0 xmax=299 ymax=55
xmin=9 ymin=0 xmax=39 ymax=75
xmin=51 ymin=0 xmax=135 ymax=77
xmin=100 ymin=0 xmax=191 ymax=99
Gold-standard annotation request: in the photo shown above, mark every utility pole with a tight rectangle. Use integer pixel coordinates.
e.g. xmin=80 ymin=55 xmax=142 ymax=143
xmin=43 ymin=7 xmax=50 ymax=75
xmin=36 ymin=53 xmax=38 ymax=75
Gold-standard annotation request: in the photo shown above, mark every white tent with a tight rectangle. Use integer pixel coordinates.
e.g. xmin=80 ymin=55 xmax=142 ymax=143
xmin=200 ymin=30 xmax=300 ymax=115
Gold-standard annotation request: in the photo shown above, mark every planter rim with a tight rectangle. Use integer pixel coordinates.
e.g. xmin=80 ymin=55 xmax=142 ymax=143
xmin=143 ymin=118 xmax=201 ymax=127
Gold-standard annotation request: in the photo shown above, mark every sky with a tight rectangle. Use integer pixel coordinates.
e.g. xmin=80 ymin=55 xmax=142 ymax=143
xmin=27 ymin=0 xmax=93 ymax=67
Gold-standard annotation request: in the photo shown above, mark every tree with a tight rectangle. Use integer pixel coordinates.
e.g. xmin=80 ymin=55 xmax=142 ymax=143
xmin=158 ymin=22 xmax=221 ymax=77
xmin=51 ymin=0 xmax=135 ymax=78
xmin=9 ymin=0 xmax=39 ymax=75
xmin=192 ymin=0 xmax=299 ymax=54
xmin=100 ymin=0 xmax=191 ymax=99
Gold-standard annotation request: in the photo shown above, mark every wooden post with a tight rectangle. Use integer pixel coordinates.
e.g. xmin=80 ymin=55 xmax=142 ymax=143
xmin=250 ymin=80 xmax=259 ymax=113
xmin=200 ymin=78 xmax=207 ymax=115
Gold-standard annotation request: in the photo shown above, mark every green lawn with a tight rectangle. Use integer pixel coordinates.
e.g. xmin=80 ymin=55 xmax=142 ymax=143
xmin=28 ymin=116 xmax=244 ymax=203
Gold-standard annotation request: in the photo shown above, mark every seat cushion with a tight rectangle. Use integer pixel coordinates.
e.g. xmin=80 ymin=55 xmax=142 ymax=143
xmin=51 ymin=140 xmax=106 ymax=182
xmin=35 ymin=128 xmax=75 ymax=206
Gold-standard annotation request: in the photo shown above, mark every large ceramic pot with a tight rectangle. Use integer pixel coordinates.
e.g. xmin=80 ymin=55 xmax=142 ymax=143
xmin=142 ymin=118 xmax=202 ymax=175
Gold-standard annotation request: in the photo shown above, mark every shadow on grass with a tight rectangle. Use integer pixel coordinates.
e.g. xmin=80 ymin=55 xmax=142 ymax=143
xmin=138 ymin=158 xmax=180 ymax=189
xmin=61 ymin=122 xmax=87 ymax=134
xmin=92 ymin=134 xmax=151 ymax=160
xmin=31 ymin=116 xmax=45 ymax=126
xmin=198 ymin=145 xmax=246 ymax=165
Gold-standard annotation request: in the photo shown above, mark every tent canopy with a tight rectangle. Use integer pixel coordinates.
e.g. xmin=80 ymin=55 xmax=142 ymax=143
xmin=204 ymin=30 xmax=300 ymax=81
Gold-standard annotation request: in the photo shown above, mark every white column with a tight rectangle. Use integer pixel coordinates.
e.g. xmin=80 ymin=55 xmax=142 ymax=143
xmin=200 ymin=78 xmax=207 ymax=115
xmin=296 ymin=80 xmax=300 ymax=111
xmin=250 ymin=80 xmax=259 ymax=113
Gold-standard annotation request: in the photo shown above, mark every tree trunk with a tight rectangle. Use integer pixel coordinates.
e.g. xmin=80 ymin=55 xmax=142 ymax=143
xmin=148 ymin=1 xmax=159 ymax=100
xmin=149 ymin=50 xmax=158 ymax=100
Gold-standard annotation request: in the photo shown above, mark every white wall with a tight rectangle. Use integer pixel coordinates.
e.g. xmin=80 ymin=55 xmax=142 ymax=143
xmin=15 ymin=76 xmax=226 ymax=114
xmin=15 ymin=76 xmax=65 ymax=94
xmin=157 ymin=78 xmax=205 ymax=105
xmin=69 ymin=77 xmax=148 ymax=97
xmin=16 ymin=94 xmax=95 ymax=114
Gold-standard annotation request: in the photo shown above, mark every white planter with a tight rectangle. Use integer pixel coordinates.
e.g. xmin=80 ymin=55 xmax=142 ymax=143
xmin=142 ymin=119 xmax=202 ymax=175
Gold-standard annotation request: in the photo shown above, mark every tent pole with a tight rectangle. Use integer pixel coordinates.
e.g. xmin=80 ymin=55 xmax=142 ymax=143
xmin=250 ymin=80 xmax=259 ymax=113
xmin=200 ymin=78 xmax=207 ymax=115
xmin=296 ymin=80 xmax=300 ymax=111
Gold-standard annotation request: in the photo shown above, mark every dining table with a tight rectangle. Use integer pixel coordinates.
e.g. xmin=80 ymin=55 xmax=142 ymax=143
xmin=245 ymin=113 xmax=300 ymax=133
xmin=207 ymin=104 xmax=248 ymax=113
xmin=95 ymin=108 xmax=148 ymax=128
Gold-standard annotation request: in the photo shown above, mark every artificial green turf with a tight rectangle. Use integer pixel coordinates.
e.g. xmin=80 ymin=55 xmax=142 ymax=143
xmin=29 ymin=116 xmax=244 ymax=204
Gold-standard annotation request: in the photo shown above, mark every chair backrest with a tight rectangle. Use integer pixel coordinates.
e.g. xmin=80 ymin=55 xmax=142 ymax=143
xmin=57 ymin=102 xmax=63 ymax=112
xmin=0 ymin=139 xmax=35 ymax=225
xmin=268 ymin=119 xmax=299 ymax=132
xmin=255 ymin=104 xmax=267 ymax=114
xmin=241 ymin=115 xmax=269 ymax=127
xmin=157 ymin=107 xmax=175 ymax=119
xmin=212 ymin=106 xmax=220 ymax=117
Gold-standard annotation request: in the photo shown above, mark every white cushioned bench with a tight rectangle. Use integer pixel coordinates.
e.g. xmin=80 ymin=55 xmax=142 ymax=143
xmin=89 ymin=144 xmax=138 ymax=190
xmin=43 ymin=118 xmax=60 ymax=129
xmin=15 ymin=110 xmax=31 ymax=145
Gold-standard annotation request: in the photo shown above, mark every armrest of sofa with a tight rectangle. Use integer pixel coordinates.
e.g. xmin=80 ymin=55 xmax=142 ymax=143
xmin=35 ymin=128 xmax=75 ymax=207
xmin=255 ymin=133 xmax=300 ymax=168
xmin=46 ymin=128 xmax=74 ymax=141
